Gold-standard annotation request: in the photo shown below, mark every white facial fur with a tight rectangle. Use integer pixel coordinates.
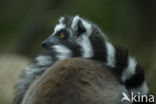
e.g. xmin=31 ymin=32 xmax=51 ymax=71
xmin=53 ymin=23 xmax=65 ymax=35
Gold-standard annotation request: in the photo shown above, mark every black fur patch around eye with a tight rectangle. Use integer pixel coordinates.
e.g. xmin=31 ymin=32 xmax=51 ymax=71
xmin=57 ymin=29 xmax=68 ymax=40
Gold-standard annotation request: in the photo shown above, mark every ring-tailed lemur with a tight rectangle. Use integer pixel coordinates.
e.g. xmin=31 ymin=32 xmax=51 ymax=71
xmin=13 ymin=15 xmax=149 ymax=104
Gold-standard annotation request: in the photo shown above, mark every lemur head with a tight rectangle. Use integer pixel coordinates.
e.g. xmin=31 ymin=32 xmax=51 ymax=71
xmin=42 ymin=15 xmax=106 ymax=50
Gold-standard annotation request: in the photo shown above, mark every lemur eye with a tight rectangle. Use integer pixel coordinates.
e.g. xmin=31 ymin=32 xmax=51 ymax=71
xmin=59 ymin=33 xmax=65 ymax=38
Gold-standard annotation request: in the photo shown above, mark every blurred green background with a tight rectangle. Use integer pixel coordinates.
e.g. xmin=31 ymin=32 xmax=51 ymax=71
xmin=0 ymin=0 xmax=156 ymax=104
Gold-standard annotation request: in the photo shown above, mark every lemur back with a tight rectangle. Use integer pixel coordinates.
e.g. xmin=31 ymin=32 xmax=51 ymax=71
xmin=22 ymin=58 xmax=130 ymax=104
xmin=13 ymin=15 xmax=149 ymax=104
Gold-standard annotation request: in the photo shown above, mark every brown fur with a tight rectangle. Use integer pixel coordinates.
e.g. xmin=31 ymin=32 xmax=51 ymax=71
xmin=22 ymin=58 xmax=127 ymax=104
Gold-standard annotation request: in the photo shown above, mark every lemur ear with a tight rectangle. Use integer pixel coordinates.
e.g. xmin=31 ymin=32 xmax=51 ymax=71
xmin=72 ymin=16 xmax=86 ymax=35
xmin=76 ymin=19 xmax=86 ymax=35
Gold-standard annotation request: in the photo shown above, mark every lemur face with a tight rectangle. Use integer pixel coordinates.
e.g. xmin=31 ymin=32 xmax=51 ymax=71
xmin=42 ymin=16 xmax=93 ymax=50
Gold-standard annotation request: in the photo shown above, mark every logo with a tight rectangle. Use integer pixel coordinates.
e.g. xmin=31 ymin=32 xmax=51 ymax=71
xmin=121 ymin=92 xmax=155 ymax=103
